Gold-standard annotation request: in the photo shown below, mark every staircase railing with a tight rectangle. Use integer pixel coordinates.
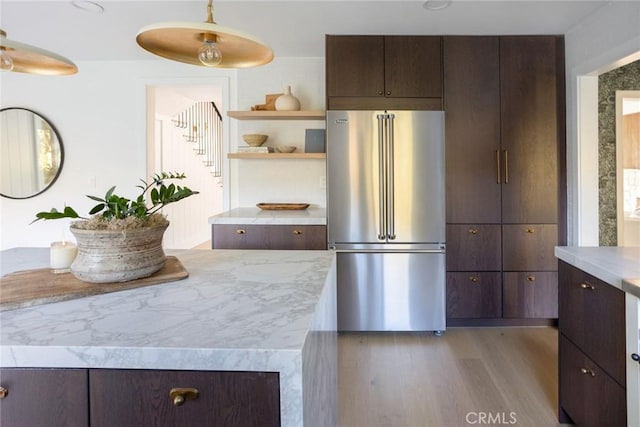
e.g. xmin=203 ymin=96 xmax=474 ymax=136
xmin=173 ymin=101 xmax=223 ymax=177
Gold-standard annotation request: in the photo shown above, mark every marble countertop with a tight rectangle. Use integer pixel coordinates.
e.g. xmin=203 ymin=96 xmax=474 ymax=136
xmin=208 ymin=207 xmax=326 ymax=225
xmin=0 ymin=248 xmax=335 ymax=369
xmin=555 ymin=246 xmax=640 ymax=297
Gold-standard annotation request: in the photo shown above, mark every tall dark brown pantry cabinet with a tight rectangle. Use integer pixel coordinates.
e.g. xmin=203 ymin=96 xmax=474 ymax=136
xmin=444 ymin=36 xmax=566 ymax=326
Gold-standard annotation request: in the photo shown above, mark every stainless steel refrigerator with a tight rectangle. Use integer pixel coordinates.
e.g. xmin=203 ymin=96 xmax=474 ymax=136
xmin=327 ymin=110 xmax=446 ymax=332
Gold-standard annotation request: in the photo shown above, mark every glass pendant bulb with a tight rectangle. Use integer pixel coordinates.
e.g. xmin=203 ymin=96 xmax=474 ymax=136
xmin=0 ymin=49 xmax=14 ymax=71
xmin=198 ymin=40 xmax=222 ymax=67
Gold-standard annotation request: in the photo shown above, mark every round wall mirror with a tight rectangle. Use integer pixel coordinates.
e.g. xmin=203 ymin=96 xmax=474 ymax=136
xmin=0 ymin=108 xmax=64 ymax=199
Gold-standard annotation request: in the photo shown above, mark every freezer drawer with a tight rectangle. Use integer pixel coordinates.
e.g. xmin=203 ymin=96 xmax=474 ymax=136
xmin=337 ymin=252 xmax=446 ymax=332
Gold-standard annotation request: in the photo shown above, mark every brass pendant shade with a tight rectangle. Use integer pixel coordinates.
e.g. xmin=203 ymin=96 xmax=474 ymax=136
xmin=136 ymin=0 xmax=273 ymax=68
xmin=0 ymin=29 xmax=78 ymax=75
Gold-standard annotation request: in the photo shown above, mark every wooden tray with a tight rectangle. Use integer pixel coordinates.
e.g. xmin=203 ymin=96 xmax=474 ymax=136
xmin=0 ymin=256 xmax=188 ymax=312
xmin=257 ymin=203 xmax=310 ymax=210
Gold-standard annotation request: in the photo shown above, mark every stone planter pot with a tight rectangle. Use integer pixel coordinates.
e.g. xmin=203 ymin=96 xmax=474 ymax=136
xmin=69 ymin=222 xmax=169 ymax=284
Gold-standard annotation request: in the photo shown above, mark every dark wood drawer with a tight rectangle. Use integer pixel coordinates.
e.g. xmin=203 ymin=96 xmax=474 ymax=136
xmin=559 ymin=261 xmax=626 ymax=386
xmin=503 ymin=271 xmax=557 ymax=318
xmin=446 ymin=272 xmax=501 ymax=318
xmin=89 ymin=369 xmax=280 ymax=427
xmin=502 ymin=224 xmax=558 ymax=271
xmin=560 ymin=335 xmax=626 ymax=427
xmin=0 ymin=368 xmax=89 ymax=427
xmin=212 ymin=224 xmax=326 ymax=250
xmin=446 ymin=224 xmax=501 ymax=271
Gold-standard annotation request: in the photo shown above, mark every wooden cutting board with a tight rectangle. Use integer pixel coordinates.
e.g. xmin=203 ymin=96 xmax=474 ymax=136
xmin=0 ymin=256 xmax=188 ymax=312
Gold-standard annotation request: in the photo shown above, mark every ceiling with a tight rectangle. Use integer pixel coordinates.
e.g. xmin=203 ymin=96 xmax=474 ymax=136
xmin=1 ymin=0 xmax=611 ymax=62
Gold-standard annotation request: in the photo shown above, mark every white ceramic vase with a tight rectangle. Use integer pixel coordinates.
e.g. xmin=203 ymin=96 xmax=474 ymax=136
xmin=275 ymin=85 xmax=301 ymax=111
xmin=69 ymin=222 xmax=169 ymax=283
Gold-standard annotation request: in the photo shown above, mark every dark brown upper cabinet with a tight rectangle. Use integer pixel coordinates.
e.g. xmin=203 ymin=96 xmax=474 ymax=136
xmin=326 ymin=35 xmax=442 ymax=110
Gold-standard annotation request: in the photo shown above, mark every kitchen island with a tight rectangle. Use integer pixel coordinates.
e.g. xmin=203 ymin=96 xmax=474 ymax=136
xmin=555 ymin=246 xmax=640 ymax=427
xmin=0 ymin=248 xmax=337 ymax=427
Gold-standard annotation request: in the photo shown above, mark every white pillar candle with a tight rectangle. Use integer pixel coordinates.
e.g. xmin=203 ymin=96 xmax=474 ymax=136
xmin=50 ymin=241 xmax=78 ymax=272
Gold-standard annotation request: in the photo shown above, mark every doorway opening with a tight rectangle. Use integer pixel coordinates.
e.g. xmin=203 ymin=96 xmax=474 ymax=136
xmin=616 ymin=90 xmax=640 ymax=246
xmin=146 ymin=83 xmax=229 ymax=249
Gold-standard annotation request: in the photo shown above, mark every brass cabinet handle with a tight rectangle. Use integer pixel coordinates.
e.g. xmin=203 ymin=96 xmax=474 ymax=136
xmin=496 ymin=150 xmax=501 ymax=184
xmin=468 ymin=228 xmax=479 ymax=235
xmin=386 ymin=91 xmax=392 ymax=96
xmin=580 ymin=367 xmax=596 ymax=377
xmin=526 ymin=275 xmax=536 ymax=282
xmin=526 ymin=228 xmax=535 ymax=234
xmin=292 ymin=229 xmax=303 ymax=235
xmin=236 ymin=229 xmax=246 ymax=235
xmin=169 ymin=387 xmax=199 ymax=406
xmin=580 ymin=282 xmax=595 ymax=291
xmin=378 ymin=90 xmax=384 ymax=96
xmin=469 ymin=276 xmax=479 ymax=283
xmin=0 ymin=386 xmax=8 ymax=399
xmin=503 ymin=149 xmax=509 ymax=184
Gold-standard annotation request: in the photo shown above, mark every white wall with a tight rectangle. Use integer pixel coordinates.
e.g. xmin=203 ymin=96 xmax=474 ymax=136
xmin=564 ymin=1 xmax=640 ymax=245
xmin=0 ymin=56 xmax=326 ymax=249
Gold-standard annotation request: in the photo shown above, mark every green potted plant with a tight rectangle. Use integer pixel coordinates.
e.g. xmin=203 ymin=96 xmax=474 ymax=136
xmin=33 ymin=172 xmax=198 ymax=284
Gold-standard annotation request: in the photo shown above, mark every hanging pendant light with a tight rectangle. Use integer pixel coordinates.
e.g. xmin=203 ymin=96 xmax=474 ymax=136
xmin=0 ymin=29 xmax=78 ymax=75
xmin=136 ymin=0 xmax=273 ymax=68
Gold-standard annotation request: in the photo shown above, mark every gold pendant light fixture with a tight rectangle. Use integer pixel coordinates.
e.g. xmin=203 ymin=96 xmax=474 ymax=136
xmin=136 ymin=0 xmax=274 ymax=68
xmin=0 ymin=29 xmax=78 ymax=75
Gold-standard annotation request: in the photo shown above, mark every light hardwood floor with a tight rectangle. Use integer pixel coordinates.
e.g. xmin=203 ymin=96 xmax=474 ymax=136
xmin=338 ymin=327 xmax=562 ymax=427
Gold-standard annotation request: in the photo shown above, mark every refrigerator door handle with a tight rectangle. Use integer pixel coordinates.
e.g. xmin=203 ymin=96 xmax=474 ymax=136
xmin=387 ymin=113 xmax=396 ymax=240
xmin=377 ymin=114 xmax=387 ymax=240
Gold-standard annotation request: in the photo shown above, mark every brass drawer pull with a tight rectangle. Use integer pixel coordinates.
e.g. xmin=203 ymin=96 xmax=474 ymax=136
xmin=526 ymin=228 xmax=535 ymax=233
xmin=526 ymin=275 xmax=536 ymax=282
xmin=236 ymin=229 xmax=246 ymax=235
xmin=468 ymin=228 xmax=479 ymax=235
xmin=170 ymin=387 xmax=199 ymax=406
xmin=469 ymin=276 xmax=479 ymax=283
xmin=580 ymin=282 xmax=595 ymax=291
xmin=292 ymin=229 xmax=303 ymax=235
xmin=0 ymin=386 xmax=8 ymax=399
xmin=580 ymin=367 xmax=596 ymax=377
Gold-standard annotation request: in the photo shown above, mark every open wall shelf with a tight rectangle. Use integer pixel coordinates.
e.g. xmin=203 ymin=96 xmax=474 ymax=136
xmin=227 ymin=111 xmax=325 ymax=120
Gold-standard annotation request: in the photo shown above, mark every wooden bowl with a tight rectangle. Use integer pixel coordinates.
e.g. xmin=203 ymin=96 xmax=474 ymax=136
xmin=274 ymin=145 xmax=296 ymax=153
xmin=242 ymin=134 xmax=268 ymax=147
